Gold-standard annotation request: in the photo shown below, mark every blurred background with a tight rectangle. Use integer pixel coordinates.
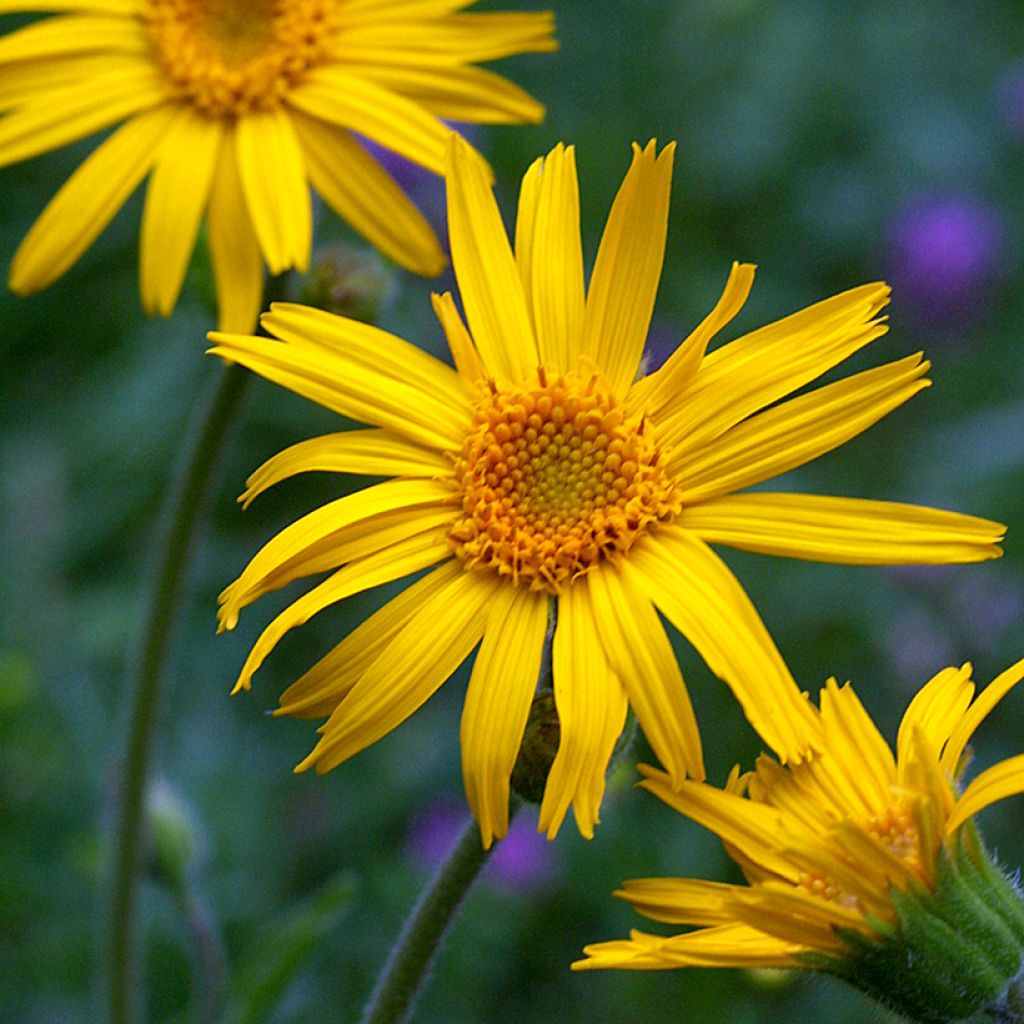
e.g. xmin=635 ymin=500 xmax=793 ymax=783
xmin=2 ymin=1 xmax=1023 ymax=1021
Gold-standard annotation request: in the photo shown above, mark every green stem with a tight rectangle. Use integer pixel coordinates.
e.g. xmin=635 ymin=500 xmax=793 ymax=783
xmin=360 ymin=799 xmax=521 ymax=1024
xmin=107 ymin=359 xmax=251 ymax=1024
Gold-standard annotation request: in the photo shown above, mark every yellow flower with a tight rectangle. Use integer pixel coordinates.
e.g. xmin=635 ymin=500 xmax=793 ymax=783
xmin=208 ymin=137 xmax=1004 ymax=846
xmin=0 ymin=0 xmax=555 ymax=330
xmin=575 ymin=659 xmax=1024 ymax=1022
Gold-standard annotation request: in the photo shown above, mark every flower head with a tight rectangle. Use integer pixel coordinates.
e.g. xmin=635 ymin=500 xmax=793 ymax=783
xmin=0 ymin=0 xmax=555 ymax=329
xmin=576 ymin=659 xmax=1024 ymax=1023
xmin=208 ymin=137 xmax=1004 ymax=846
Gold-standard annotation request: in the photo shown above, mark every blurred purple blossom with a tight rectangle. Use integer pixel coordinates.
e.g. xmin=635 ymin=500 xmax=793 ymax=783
xmin=995 ymin=61 xmax=1024 ymax=139
xmin=408 ymin=800 xmax=556 ymax=891
xmin=886 ymin=193 xmax=1007 ymax=332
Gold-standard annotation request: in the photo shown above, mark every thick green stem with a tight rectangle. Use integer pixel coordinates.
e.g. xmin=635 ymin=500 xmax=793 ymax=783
xmin=107 ymin=359 xmax=251 ymax=1024
xmin=360 ymin=800 xmax=521 ymax=1024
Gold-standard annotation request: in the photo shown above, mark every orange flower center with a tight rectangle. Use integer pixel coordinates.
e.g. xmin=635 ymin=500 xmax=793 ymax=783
xmin=450 ymin=371 xmax=681 ymax=594
xmin=864 ymin=802 xmax=922 ymax=871
xmin=141 ymin=0 xmax=338 ymax=118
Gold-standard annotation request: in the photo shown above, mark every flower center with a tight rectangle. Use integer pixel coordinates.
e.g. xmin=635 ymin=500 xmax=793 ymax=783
xmin=450 ymin=371 xmax=681 ymax=593
xmin=141 ymin=0 xmax=338 ymax=118
xmin=864 ymin=803 xmax=922 ymax=869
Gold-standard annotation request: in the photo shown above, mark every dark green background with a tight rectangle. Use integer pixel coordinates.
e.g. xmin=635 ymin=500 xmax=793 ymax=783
xmin=2 ymin=2 xmax=1022 ymax=1021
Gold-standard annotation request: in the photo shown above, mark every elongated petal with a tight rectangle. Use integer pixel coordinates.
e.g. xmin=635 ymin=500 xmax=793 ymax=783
xmin=461 ymin=586 xmax=548 ymax=846
xmin=431 ymin=291 xmax=484 ymax=382
xmin=207 ymin=126 xmax=263 ymax=333
xmin=0 ymin=54 xmax=131 ymax=111
xmin=0 ymin=0 xmax=135 ymax=10
xmin=277 ymin=560 xmax=462 ymax=719
xmin=446 ymin=133 xmax=537 ymax=381
xmin=671 ymin=353 xmax=931 ymax=501
xmin=943 ymin=658 xmax=1024 ymax=776
xmin=580 ymin=140 xmax=674 ymax=396
xmin=587 ymin=565 xmax=704 ymax=784
xmin=538 ymin=584 xmax=628 ymax=839
xmin=515 ymin=144 xmax=585 ymax=375
xmin=947 ymin=755 xmax=1024 ymax=834
xmin=295 ymin=569 xmax=493 ymax=773
xmin=288 ymin=66 xmax=451 ymax=174
xmin=231 ymin=525 xmax=451 ymax=694
xmin=0 ymin=61 xmax=166 ymax=169
xmin=9 ymin=105 xmax=174 ymax=293
xmin=679 ymin=493 xmax=1006 ymax=564
xmin=0 ymin=12 xmax=144 ymax=62
xmin=140 ymin=112 xmax=221 ymax=315
xmin=235 ymin=107 xmax=311 ymax=273
xmin=291 ymin=110 xmax=445 ymax=277
xmin=218 ymin=478 xmax=457 ymax=629
xmin=616 ymin=878 xmax=739 ymax=926
xmin=630 ymin=529 xmax=822 ymax=762
xmin=628 ymin=262 xmax=755 ymax=415
xmin=240 ymin=429 xmax=453 ymax=508
xmin=896 ymin=664 xmax=974 ymax=775
xmin=657 ymin=282 xmax=891 ymax=456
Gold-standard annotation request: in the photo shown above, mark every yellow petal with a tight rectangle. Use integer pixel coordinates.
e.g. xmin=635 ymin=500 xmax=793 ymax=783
xmin=207 ymin=123 xmax=263 ymax=333
xmin=431 ymin=290 xmax=484 ymax=383
xmin=580 ymin=140 xmax=674 ymax=397
xmin=588 ymin=565 xmax=705 ymax=784
xmin=140 ymin=112 xmax=221 ymax=316
xmin=0 ymin=55 xmax=130 ymax=111
xmin=290 ymin=110 xmax=445 ymax=277
xmin=679 ymin=493 xmax=1006 ymax=564
xmin=630 ymin=530 xmax=822 ymax=763
xmin=445 ymin=133 xmax=537 ymax=382
xmin=460 ymin=586 xmax=548 ymax=847
xmin=538 ymin=584 xmax=628 ymax=839
xmin=9 ymin=104 xmax=174 ymax=294
xmin=947 ymin=754 xmax=1024 ymax=834
xmin=616 ymin=877 xmax=739 ymax=926
xmin=0 ymin=12 xmax=144 ymax=62
xmin=277 ymin=560 xmax=462 ymax=719
xmin=296 ymin=568 xmax=493 ymax=774
xmin=896 ymin=663 xmax=974 ymax=775
xmin=239 ymin=429 xmax=454 ymax=508
xmin=671 ymin=353 xmax=931 ymax=502
xmin=231 ymin=524 xmax=451 ymax=694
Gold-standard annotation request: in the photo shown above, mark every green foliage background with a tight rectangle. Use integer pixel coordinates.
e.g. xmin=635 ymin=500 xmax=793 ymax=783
xmin=2 ymin=2 xmax=1023 ymax=1022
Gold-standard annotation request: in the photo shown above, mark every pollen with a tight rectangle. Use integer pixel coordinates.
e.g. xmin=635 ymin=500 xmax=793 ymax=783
xmin=864 ymin=803 xmax=922 ymax=869
xmin=450 ymin=371 xmax=682 ymax=593
xmin=141 ymin=0 xmax=339 ymax=118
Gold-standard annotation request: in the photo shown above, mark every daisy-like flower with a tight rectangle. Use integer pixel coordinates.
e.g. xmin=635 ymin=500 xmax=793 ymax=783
xmin=208 ymin=137 xmax=1004 ymax=846
xmin=0 ymin=1 xmax=555 ymax=330
xmin=576 ymin=659 xmax=1024 ymax=1024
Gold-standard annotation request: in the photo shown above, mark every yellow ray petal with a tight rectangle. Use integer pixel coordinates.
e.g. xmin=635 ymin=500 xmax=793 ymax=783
xmin=0 ymin=61 xmax=166 ymax=169
xmin=538 ymin=584 xmax=628 ymax=839
xmin=207 ymin=332 xmax=466 ymax=452
xmin=240 ymin=429 xmax=454 ymax=508
xmin=0 ymin=54 xmax=132 ymax=111
xmin=140 ymin=111 xmax=221 ymax=316
xmin=515 ymin=144 xmax=585 ymax=375
xmin=295 ymin=569 xmax=493 ymax=774
xmin=288 ymin=66 xmax=451 ymax=174
xmin=431 ymin=291 xmax=484 ymax=383
xmin=947 ymin=754 xmax=1024 ymax=834
xmin=671 ymin=353 xmax=931 ymax=502
xmin=630 ymin=530 xmax=822 ymax=763
xmin=728 ymin=885 xmax=857 ymax=949
xmin=580 ymin=140 xmax=674 ymax=397
xmin=217 ymin=478 xmax=457 ymax=630
xmin=942 ymin=658 xmax=1024 ymax=777
xmin=896 ymin=664 xmax=974 ymax=775
xmin=446 ymin=133 xmax=537 ymax=382
xmin=290 ymin=110 xmax=445 ymax=277
xmin=231 ymin=525 xmax=451 ymax=694
xmin=260 ymin=302 xmax=472 ymax=419
xmin=235 ymin=107 xmax=311 ymax=274
xmin=277 ymin=560 xmax=462 ymax=719
xmin=587 ymin=565 xmax=704 ymax=784
xmin=0 ymin=0 xmax=135 ymax=9
xmin=657 ymin=282 xmax=891 ymax=456
xmin=679 ymin=493 xmax=1006 ymax=565
xmin=460 ymin=586 xmax=548 ymax=847
xmin=0 ymin=12 xmax=144 ymax=63
xmin=616 ymin=877 xmax=740 ymax=926
xmin=9 ymin=104 xmax=174 ymax=294
xmin=628 ymin=261 xmax=756 ymax=415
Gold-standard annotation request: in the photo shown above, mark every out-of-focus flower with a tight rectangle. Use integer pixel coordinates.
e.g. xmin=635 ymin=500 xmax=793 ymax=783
xmin=209 ymin=137 xmax=1003 ymax=847
xmin=409 ymin=801 xmax=554 ymax=891
xmin=0 ymin=1 xmax=556 ymax=329
xmin=576 ymin=659 xmax=1024 ymax=1024
xmin=886 ymin=194 xmax=1006 ymax=332
xmin=995 ymin=61 xmax=1024 ymax=138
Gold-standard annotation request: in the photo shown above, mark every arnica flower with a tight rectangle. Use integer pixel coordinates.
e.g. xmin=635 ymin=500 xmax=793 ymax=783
xmin=0 ymin=1 xmax=555 ymax=331
xmin=576 ymin=659 xmax=1024 ymax=1024
xmin=208 ymin=137 xmax=1004 ymax=846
